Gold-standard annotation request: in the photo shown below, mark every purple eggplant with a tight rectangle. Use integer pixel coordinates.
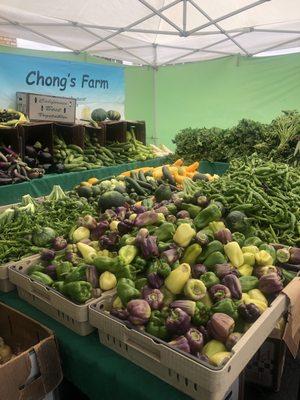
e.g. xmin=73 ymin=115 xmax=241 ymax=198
xmin=127 ymin=299 xmax=151 ymax=325
xmin=170 ymin=300 xmax=196 ymax=316
xmin=147 ymin=273 xmax=164 ymax=289
xmin=185 ymin=328 xmax=204 ymax=354
xmin=168 ymin=336 xmax=190 ymax=354
xmin=165 ymin=308 xmax=191 ymax=335
xmin=142 ymin=287 xmax=164 ymax=310
xmin=44 ymin=264 xmax=57 ymax=280
xmin=191 ymin=264 xmax=207 ymax=279
xmin=110 ymin=308 xmax=130 ymax=320
xmin=52 ymin=236 xmax=67 ymax=251
xmin=90 ymin=221 xmax=109 ymax=240
xmin=40 ymin=249 xmax=55 ymax=261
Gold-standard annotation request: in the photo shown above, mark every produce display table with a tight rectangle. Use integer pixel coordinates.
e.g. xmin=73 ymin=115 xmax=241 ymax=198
xmin=199 ymin=160 xmax=229 ymax=175
xmin=0 ymin=157 xmax=167 ymax=206
xmin=0 ymin=291 xmax=189 ymax=400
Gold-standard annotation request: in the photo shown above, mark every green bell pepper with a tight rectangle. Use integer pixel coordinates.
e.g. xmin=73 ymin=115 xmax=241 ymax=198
xmin=56 ymin=261 xmax=73 ymax=280
xmin=30 ymin=271 xmax=54 ymax=286
xmin=155 ymin=222 xmax=176 ymax=242
xmin=63 ymin=281 xmax=92 ymax=303
xmin=200 ymin=272 xmax=220 ymax=288
xmin=208 ymin=221 xmax=226 ymax=234
xmin=239 ymin=276 xmax=259 ymax=292
xmin=244 ymin=236 xmax=263 ymax=247
xmin=27 ymin=263 xmax=45 ymax=275
xmin=157 ymin=261 xmax=171 ymax=278
xmin=259 ymin=243 xmax=276 ymax=263
xmin=281 ymin=269 xmax=297 ymax=285
xmin=146 ymin=310 xmax=168 ymax=339
xmin=192 ymin=301 xmax=211 ymax=326
xmin=199 ymin=240 xmax=224 ymax=261
xmin=203 ymin=251 xmax=227 ymax=268
xmin=182 ymin=243 xmax=202 ymax=266
xmin=65 ymin=265 xmax=87 ymax=283
xmin=115 ymin=264 xmax=136 ymax=280
xmin=119 ymin=234 xmax=136 ymax=247
xmin=135 ymin=277 xmax=148 ymax=291
xmin=166 ymin=203 xmax=177 ymax=215
xmin=158 ymin=242 xmax=173 ymax=252
xmin=131 ymin=256 xmax=148 ymax=273
xmin=180 ymin=203 xmax=202 ymax=218
xmin=194 ymin=203 xmax=222 ymax=230
xmin=211 ymin=299 xmax=238 ymax=320
xmin=93 ymin=256 xmax=125 ymax=274
xmin=231 ymin=232 xmax=245 ymax=247
xmin=197 ymin=227 xmax=214 ymax=241
xmin=116 ymin=278 xmax=140 ymax=305
xmin=119 ymin=245 xmax=138 ymax=265
xmin=52 ymin=281 xmax=65 ymax=293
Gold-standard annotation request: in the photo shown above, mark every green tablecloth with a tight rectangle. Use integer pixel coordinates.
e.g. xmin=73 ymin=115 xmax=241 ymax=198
xmin=199 ymin=161 xmax=229 ymax=175
xmin=0 ymin=158 xmax=166 ymax=206
xmin=0 ymin=291 xmax=189 ymax=400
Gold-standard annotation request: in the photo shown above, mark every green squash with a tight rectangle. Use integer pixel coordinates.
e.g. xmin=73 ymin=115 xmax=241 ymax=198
xmin=107 ymin=110 xmax=121 ymax=121
xmin=91 ymin=108 xmax=107 ymax=122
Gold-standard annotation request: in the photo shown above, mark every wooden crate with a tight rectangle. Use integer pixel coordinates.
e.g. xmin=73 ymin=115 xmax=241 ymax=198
xmin=19 ymin=122 xmax=54 ymax=156
xmin=0 ymin=126 xmax=23 ymax=156
xmin=54 ymin=123 xmax=84 ymax=148
xmin=81 ymin=125 xmax=106 ymax=147
xmin=104 ymin=120 xmax=146 ymax=144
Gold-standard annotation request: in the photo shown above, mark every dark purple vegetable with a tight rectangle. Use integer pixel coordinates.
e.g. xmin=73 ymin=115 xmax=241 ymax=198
xmin=209 ymin=284 xmax=231 ymax=302
xmin=25 ymin=145 xmax=37 ymax=158
xmin=86 ymin=265 xmax=99 ymax=288
xmin=118 ymin=220 xmax=134 ymax=234
xmin=258 ymin=273 xmax=283 ymax=294
xmin=38 ymin=151 xmax=53 ymax=163
xmin=166 ymin=215 xmax=177 ymax=224
xmin=238 ymin=303 xmax=260 ymax=323
xmin=142 ymin=287 xmax=164 ymax=310
xmin=139 ymin=235 xmax=159 ymax=259
xmin=24 ymin=156 xmax=36 ymax=168
xmin=154 ymin=200 xmax=170 ymax=209
xmin=161 ymin=246 xmax=182 ymax=265
xmin=110 ymin=308 xmax=129 ymax=320
xmin=127 ymin=299 xmax=151 ymax=325
xmin=196 ymin=353 xmax=210 ymax=363
xmin=191 ymin=264 xmax=207 ymax=279
xmin=196 ymin=196 xmax=209 ymax=208
xmin=52 ymin=236 xmax=67 ymax=251
xmin=254 ymin=265 xmax=278 ymax=278
xmin=115 ymin=206 xmax=128 ymax=220
xmin=226 ymin=332 xmax=242 ymax=350
xmin=135 ymin=228 xmax=149 ymax=247
xmin=78 ymin=214 xmax=97 ymax=230
xmin=214 ymin=263 xmax=233 ymax=279
xmin=214 ymin=229 xmax=232 ymax=244
xmin=44 ymin=264 xmax=57 ymax=280
xmin=147 ymin=273 xmax=164 ymax=289
xmin=131 ymin=205 xmax=147 ymax=214
xmin=166 ymin=308 xmax=191 ymax=335
xmin=135 ymin=211 xmax=162 ymax=227
xmin=40 ymin=248 xmax=55 ymax=261
xmin=176 ymin=210 xmax=190 ymax=219
xmin=99 ymin=232 xmax=120 ymax=250
xmin=290 ymin=247 xmax=300 ymax=265
xmin=154 ymin=206 xmax=169 ymax=215
xmin=197 ymin=325 xmax=210 ymax=344
xmin=100 ymin=209 xmax=117 ymax=221
xmin=170 ymin=300 xmax=196 ymax=316
xmin=185 ymin=328 xmax=204 ymax=354
xmin=90 ymin=221 xmax=109 ymax=240
xmin=222 ymin=274 xmax=242 ymax=300
xmin=207 ymin=313 xmax=235 ymax=343
xmin=168 ymin=336 xmax=190 ymax=354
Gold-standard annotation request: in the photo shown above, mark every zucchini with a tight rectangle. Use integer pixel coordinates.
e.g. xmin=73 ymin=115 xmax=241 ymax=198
xmin=162 ymin=165 xmax=176 ymax=185
xmin=68 ymin=144 xmax=84 ymax=154
xmin=135 ymin=179 xmax=155 ymax=191
xmin=124 ymin=177 xmax=148 ymax=196
xmin=138 ymin=170 xmax=147 ymax=182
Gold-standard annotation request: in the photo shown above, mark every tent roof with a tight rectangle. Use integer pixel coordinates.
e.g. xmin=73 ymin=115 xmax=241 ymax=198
xmin=1 ymin=0 xmax=300 ymax=66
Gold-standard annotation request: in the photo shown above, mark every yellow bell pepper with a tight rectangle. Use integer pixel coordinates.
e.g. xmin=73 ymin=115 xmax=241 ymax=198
xmin=110 ymin=220 xmax=119 ymax=231
xmin=173 ymin=223 xmax=196 ymax=247
xmin=112 ymin=296 xmax=124 ymax=309
xmin=241 ymin=293 xmax=251 ymax=303
xmin=99 ymin=271 xmax=117 ymax=291
xmin=248 ymin=289 xmax=268 ymax=306
xmin=243 ymin=295 xmax=268 ymax=314
xmin=88 ymin=177 xmax=99 ymax=185
xmin=209 ymin=351 xmax=232 ymax=367
xmin=242 ymin=252 xmax=256 ymax=266
xmin=200 ymin=292 xmax=213 ymax=308
xmin=242 ymin=245 xmax=259 ymax=254
xmin=77 ymin=242 xmax=97 ymax=263
xmin=165 ymin=263 xmax=191 ymax=294
xmin=238 ymin=264 xmax=253 ymax=276
xmin=224 ymin=242 xmax=244 ymax=267
xmin=255 ymin=250 xmax=273 ymax=266
xmin=202 ymin=340 xmax=226 ymax=359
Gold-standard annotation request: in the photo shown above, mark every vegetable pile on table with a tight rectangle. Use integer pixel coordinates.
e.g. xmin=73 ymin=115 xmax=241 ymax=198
xmin=0 ymin=109 xmax=27 ymax=128
xmin=0 ymin=186 xmax=95 ymax=264
xmin=183 ymin=155 xmax=300 ymax=246
xmin=23 ymin=190 xmax=298 ymax=366
xmin=0 ymin=145 xmax=44 ymax=185
xmin=25 ymin=141 xmax=60 ymax=174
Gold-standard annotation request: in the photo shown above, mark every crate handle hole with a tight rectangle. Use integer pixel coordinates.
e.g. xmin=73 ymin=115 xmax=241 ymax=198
xmin=193 ymin=383 xmax=198 ymax=392
xmin=184 ymin=378 xmax=189 ymax=387
xmin=176 ymin=373 xmax=180 ymax=382
xmin=227 ymin=366 xmax=231 ymax=372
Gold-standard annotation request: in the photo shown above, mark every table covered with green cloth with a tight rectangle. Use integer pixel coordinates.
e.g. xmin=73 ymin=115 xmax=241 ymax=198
xmin=0 ymin=157 xmax=167 ymax=206
xmin=0 ymin=291 xmax=189 ymax=400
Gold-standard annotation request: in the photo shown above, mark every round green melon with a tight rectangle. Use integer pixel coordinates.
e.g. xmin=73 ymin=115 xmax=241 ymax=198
xmin=107 ymin=110 xmax=121 ymax=121
xmin=91 ymin=108 xmax=107 ymax=122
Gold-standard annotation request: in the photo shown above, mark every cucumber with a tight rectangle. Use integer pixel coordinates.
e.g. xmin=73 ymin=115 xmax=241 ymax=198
xmin=64 ymin=163 xmax=85 ymax=170
xmin=124 ymin=177 xmax=148 ymax=196
xmin=68 ymin=144 xmax=84 ymax=154
xmin=135 ymin=179 xmax=155 ymax=191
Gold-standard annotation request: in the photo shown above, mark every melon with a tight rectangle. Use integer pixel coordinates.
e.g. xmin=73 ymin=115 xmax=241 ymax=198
xmin=107 ymin=110 xmax=121 ymax=121
xmin=91 ymin=108 xmax=107 ymax=122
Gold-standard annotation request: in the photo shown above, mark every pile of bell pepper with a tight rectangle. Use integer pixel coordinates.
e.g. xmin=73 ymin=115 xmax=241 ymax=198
xmin=26 ymin=188 xmax=297 ymax=367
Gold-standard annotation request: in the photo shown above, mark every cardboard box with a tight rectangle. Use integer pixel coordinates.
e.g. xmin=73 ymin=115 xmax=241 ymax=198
xmin=0 ymin=302 xmax=63 ymax=400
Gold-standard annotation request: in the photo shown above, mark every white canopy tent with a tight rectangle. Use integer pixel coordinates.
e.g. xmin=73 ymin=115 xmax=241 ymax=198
xmin=0 ymin=0 xmax=300 ymax=67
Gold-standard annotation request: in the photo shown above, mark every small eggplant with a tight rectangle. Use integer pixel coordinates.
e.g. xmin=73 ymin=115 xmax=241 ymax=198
xmin=142 ymin=287 xmax=164 ymax=310
xmin=40 ymin=248 xmax=55 ymax=261
xmin=168 ymin=336 xmax=190 ymax=354
xmin=44 ymin=264 xmax=57 ymax=280
xmin=166 ymin=308 xmax=191 ymax=335
xmin=185 ymin=328 xmax=204 ymax=354
xmin=52 ymin=236 xmax=67 ymax=251
xmin=110 ymin=309 xmax=129 ymax=320
xmin=127 ymin=299 xmax=151 ymax=325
